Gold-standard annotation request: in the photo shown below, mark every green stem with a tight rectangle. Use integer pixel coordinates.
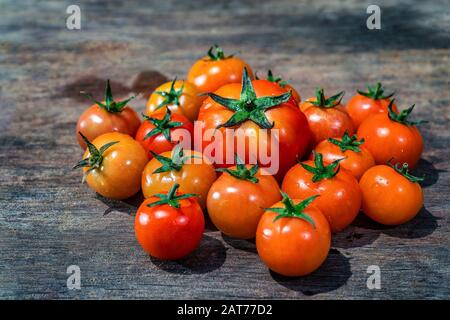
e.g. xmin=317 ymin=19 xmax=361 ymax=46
xmin=389 ymin=161 xmax=424 ymax=183
xmin=142 ymin=108 xmax=184 ymax=142
xmin=387 ymin=100 xmax=427 ymax=126
xmin=216 ymin=154 xmax=259 ymax=183
xmin=301 ymin=151 xmax=344 ymax=182
xmin=151 ymin=144 xmax=198 ymax=174
xmin=310 ymin=88 xmax=344 ymax=108
xmin=328 ymin=131 xmax=365 ymax=153
xmin=147 ymin=183 xmax=198 ymax=209
xmin=357 ymin=82 xmax=394 ymax=100
xmin=154 ymin=78 xmax=184 ymax=111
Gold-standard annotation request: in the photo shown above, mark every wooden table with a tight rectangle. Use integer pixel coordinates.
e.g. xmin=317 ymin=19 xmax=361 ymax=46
xmin=0 ymin=0 xmax=448 ymax=299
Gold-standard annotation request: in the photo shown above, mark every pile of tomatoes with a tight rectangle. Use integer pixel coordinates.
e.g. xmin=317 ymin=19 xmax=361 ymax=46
xmin=74 ymin=45 xmax=426 ymax=277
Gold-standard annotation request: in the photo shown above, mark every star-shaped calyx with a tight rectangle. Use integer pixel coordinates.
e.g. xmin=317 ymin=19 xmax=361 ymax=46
xmin=81 ymin=80 xmax=136 ymax=113
xmin=154 ymin=78 xmax=184 ymax=111
xmin=357 ymin=82 xmax=394 ymax=100
xmin=142 ymin=108 xmax=184 ymax=142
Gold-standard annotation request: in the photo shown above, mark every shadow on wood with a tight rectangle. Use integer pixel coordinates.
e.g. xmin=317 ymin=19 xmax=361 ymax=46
xmin=414 ymin=158 xmax=443 ymax=188
xmin=96 ymin=192 xmax=144 ymax=216
xmin=221 ymin=234 xmax=257 ymax=254
xmin=130 ymin=70 xmax=169 ymax=99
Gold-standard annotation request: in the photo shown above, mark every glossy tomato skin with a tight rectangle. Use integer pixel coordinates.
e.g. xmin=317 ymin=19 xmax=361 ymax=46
xmin=197 ymin=81 xmax=311 ymax=181
xmin=282 ymin=161 xmax=362 ymax=232
xmin=312 ymin=139 xmax=375 ymax=180
xmin=346 ymin=94 xmax=397 ymax=128
xmin=299 ymin=99 xmax=355 ymax=147
xmin=82 ymin=132 xmax=148 ymax=200
xmin=359 ymin=165 xmax=423 ymax=225
xmin=135 ymin=196 xmax=204 ymax=260
xmin=256 ymin=203 xmax=331 ymax=277
xmin=135 ymin=112 xmax=194 ymax=159
xmin=357 ymin=113 xmax=423 ymax=168
xmin=188 ymin=56 xmax=253 ymax=94
xmin=141 ymin=150 xmax=217 ymax=209
xmin=76 ymin=104 xmax=141 ymax=150
xmin=146 ymin=80 xmax=204 ymax=121
xmin=207 ymin=167 xmax=281 ymax=239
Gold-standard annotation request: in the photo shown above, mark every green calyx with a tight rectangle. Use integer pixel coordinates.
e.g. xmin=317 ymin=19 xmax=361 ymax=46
xmin=328 ymin=131 xmax=365 ymax=153
xmin=216 ymin=154 xmax=259 ymax=183
xmin=389 ymin=162 xmax=424 ymax=183
xmin=357 ymin=82 xmax=394 ymax=100
xmin=265 ymin=192 xmax=318 ymax=228
xmin=147 ymin=183 xmax=198 ymax=209
xmin=154 ymin=78 xmax=184 ymax=111
xmin=310 ymin=88 xmax=344 ymax=108
xmin=387 ymin=100 xmax=427 ymax=126
xmin=81 ymin=79 xmax=136 ymax=113
xmin=206 ymin=67 xmax=291 ymax=129
xmin=266 ymin=70 xmax=288 ymax=87
xmin=207 ymin=44 xmax=232 ymax=61
xmin=73 ymin=132 xmax=119 ymax=182
xmin=150 ymin=144 xmax=198 ymax=174
xmin=301 ymin=151 xmax=344 ymax=182
xmin=142 ymin=108 xmax=183 ymax=142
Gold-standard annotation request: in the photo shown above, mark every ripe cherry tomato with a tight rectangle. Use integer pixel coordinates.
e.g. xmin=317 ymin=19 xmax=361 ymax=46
xmin=359 ymin=163 xmax=424 ymax=225
xmin=357 ymin=101 xmax=425 ymax=168
xmin=207 ymin=158 xmax=281 ymax=239
xmin=187 ymin=45 xmax=254 ymax=94
xmin=135 ymin=108 xmax=194 ymax=159
xmin=299 ymin=88 xmax=355 ymax=146
xmin=282 ymin=152 xmax=362 ymax=232
xmin=146 ymin=79 xmax=204 ymax=121
xmin=197 ymin=68 xmax=311 ymax=181
xmin=312 ymin=131 xmax=375 ymax=180
xmin=141 ymin=145 xmax=217 ymax=209
xmin=259 ymin=70 xmax=301 ymax=104
xmin=135 ymin=183 xmax=204 ymax=260
xmin=256 ymin=193 xmax=331 ymax=277
xmin=76 ymin=80 xmax=141 ymax=150
xmin=346 ymin=82 xmax=398 ymax=128
xmin=74 ymin=132 xmax=148 ymax=200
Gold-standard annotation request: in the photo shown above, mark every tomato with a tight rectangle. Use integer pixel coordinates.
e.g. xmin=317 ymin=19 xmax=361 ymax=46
xmin=146 ymin=79 xmax=204 ymax=121
xmin=74 ymin=132 xmax=148 ymax=200
xmin=359 ymin=163 xmax=424 ymax=225
xmin=207 ymin=158 xmax=281 ymax=239
xmin=76 ymin=80 xmax=141 ymax=150
xmin=187 ymin=45 xmax=254 ymax=94
xmin=299 ymin=88 xmax=355 ymax=146
xmin=135 ymin=183 xmax=204 ymax=260
xmin=346 ymin=82 xmax=397 ymax=128
xmin=282 ymin=152 xmax=362 ymax=232
xmin=141 ymin=145 xmax=217 ymax=209
xmin=260 ymin=70 xmax=301 ymax=104
xmin=357 ymin=101 xmax=425 ymax=168
xmin=197 ymin=68 xmax=311 ymax=181
xmin=135 ymin=108 xmax=194 ymax=159
xmin=312 ymin=131 xmax=375 ymax=180
xmin=256 ymin=193 xmax=331 ymax=277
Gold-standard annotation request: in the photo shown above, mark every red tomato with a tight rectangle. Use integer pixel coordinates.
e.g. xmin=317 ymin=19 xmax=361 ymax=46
xmin=76 ymin=80 xmax=141 ymax=150
xmin=135 ymin=183 xmax=204 ymax=260
xmin=256 ymin=193 xmax=331 ymax=277
xmin=259 ymin=70 xmax=301 ymax=104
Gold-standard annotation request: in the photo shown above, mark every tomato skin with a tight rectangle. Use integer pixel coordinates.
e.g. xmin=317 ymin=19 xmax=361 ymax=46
xmin=82 ymin=132 xmax=148 ymax=200
xmin=299 ymin=98 xmax=355 ymax=146
xmin=197 ymin=80 xmax=311 ymax=181
xmin=282 ymin=161 xmax=362 ymax=232
xmin=76 ymin=104 xmax=141 ymax=150
xmin=135 ymin=196 xmax=204 ymax=260
xmin=206 ymin=167 xmax=281 ymax=239
xmin=141 ymin=150 xmax=217 ymax=209
xmin=146 ymin=80 xmax=204 ymax=121
xmin=359 ymin=165 xmax=423 ymax=225
xmin=135 ymin=113 xmax=194 ymax=159
xmin=256 ymin=203 xmax=331 ymax=277
xmin=312 ymin=139 xmax=375 ymax=180
xmin=357 ymin=113 xmax=423 ymax=168
xmin=188 ymin=56 xmax=253 ymax=94
xmin=346 ymin=94 xmax=397 ymax=128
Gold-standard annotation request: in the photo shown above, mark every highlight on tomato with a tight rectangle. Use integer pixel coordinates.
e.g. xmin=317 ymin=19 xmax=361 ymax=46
xmin=187 ymin=45 xmax=254 ymax=94
xmin=346 ymin=82 xmax=397 ymax=128
xmin=146 ymin=78 xmax=204 ymax=121
xmin=135 ymin=183 xmax=204 ymax=260
xmin=256 ymin=192 xmax=331 ymax=277
xmin=312 ymin=131 xmax=375 ymax=180
xmin=357 ymin=100 xmax=425 ymax=168
xmin=141 ymin=144 xmax=217 ymax=209
xmin=257 ymin=70 xmax=301 ymax=104
xmin=359 ymin=162 xmax=424 ymax=225
xmin=74 ymin=132 xmax=148 ymax=200
xmin=206 ymin=155 xmax=281 ymax=239
xmin=299 ymin=88 xmax=354 ymax=146
xmin=196 ymin=67 xmax=311 ymax=181
xmin=282 ymin=151 xmax=362 ymax=233
xmin=76 ymin=80 xmax=141 ymax=150
xmin=135 ymin=108 xmax=194 ymax=159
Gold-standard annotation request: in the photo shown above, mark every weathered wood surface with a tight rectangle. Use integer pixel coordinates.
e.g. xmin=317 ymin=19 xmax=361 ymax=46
xmin=0 ymin=0 xmax=449 ymax=299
